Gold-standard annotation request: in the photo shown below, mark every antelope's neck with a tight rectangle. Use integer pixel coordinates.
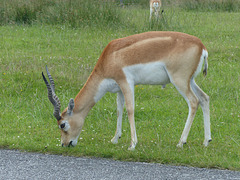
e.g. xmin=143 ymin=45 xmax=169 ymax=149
xmin=73 ymin=71 xmax=103 ymax=119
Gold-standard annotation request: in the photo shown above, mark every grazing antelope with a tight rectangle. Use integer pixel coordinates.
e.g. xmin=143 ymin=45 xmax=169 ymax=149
xmin=42 ymin=31 xmax=212 ymax=150
xmin=149 ymin=0 xmax=163 ymax=21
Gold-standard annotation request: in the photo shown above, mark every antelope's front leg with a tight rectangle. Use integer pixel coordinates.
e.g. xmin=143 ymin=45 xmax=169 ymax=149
xmin=118 ymin=79 xmax=137 ymax=150
xmin=111 ymin=91 xmax=125 ymax=144
xmin=125 ymin=84 xmax=137 ymax=150
xmin=126 ymin=101 xmax=137 ymax=151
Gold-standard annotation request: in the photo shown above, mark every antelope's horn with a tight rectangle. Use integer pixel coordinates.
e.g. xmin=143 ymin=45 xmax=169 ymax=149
xmin=42 ymin=66 xmax=61 ymax=121
xmin=46 ymin=65 xmax=55 ymax=93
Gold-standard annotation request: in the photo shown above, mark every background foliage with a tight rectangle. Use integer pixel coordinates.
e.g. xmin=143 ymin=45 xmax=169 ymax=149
xmin=0 ymin=0 xmax=240 ymax=26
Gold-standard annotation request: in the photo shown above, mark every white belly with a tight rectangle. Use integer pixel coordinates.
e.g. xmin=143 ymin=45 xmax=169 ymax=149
xmin=123 ymin=62 xmax=170 ymax=85
xmin=94 ymin=62 xmax=170 ymax=103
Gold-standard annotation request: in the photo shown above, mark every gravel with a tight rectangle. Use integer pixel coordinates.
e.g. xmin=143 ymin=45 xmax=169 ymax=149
xmin=0 ymin=149 xmax=239 ymax=180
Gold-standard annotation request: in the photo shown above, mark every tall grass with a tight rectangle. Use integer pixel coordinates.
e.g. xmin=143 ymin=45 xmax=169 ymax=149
xmin=0 ymin=0 xmax=239 ymax=27
xmin=179 ymin=0 xmax=240 ymax=12
xmin=0 ymin=0 xmax=122 ymax=27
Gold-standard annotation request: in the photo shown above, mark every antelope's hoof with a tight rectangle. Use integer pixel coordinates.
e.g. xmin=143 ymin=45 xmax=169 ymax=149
xmin=177 ymin=141 xmax=186 ymax=148
xmin=203 ymin=138 xmax=212 ymax=147
xmin=128 ymin=141 xmax=137 ymax=151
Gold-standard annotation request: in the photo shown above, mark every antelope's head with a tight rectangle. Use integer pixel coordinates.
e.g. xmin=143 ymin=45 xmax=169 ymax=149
xmin=42 ymin=66 xmax=83 ymax=147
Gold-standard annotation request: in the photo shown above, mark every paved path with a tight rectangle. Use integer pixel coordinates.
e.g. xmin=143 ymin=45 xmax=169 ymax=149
xmin=0 ymin=149 xmax=239 ymax=180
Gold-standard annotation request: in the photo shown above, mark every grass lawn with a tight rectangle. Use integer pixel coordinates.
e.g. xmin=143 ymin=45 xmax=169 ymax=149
xmin=0 ymin=7 xmax=239 ymax=170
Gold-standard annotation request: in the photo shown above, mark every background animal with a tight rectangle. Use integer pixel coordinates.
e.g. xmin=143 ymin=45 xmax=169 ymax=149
xmin=149 ymin=0 xmax=163 ymax=20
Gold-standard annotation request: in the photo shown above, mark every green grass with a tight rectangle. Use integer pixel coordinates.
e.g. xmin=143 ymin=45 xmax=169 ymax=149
xmin=0 ymin=5 xmax=240 ymax=171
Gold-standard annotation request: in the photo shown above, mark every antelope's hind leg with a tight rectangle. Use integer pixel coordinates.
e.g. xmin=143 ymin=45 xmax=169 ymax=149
xmin=191 ymin=80 xmax=212 ymax=146
xmin=171 ymin=79 xmax=199 ymax=148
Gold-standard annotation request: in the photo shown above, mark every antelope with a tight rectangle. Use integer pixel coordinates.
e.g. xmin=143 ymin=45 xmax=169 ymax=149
xmin=42 ymin=31 xmax=212 ymax=150
xmin=149 ymin=0 xmax=163 ymax=21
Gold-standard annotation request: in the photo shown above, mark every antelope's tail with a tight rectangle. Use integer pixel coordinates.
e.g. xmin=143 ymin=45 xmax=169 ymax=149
xmin=203 ymin=50 xmax=208 ymax=77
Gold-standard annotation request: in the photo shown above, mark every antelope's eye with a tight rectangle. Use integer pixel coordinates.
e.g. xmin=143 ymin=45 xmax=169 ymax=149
xmin=60 ymin=123 xmax=65 ymax=129
xmin=59 ymin=121 xmax=70 ymax=131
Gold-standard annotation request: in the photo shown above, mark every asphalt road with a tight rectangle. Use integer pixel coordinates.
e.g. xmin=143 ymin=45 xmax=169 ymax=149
xmin=0 ymin=149 xmax=239 ymax=180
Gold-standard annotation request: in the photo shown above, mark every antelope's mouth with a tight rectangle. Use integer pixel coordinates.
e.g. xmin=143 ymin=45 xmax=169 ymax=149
xmin=61 ymin=140 xmax=78 ymax=147
xmin=61 ymin=141 xmax=73 ymax=147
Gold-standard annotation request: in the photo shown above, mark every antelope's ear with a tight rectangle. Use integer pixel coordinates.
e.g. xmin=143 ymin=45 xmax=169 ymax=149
xmin=67 ymin=98 xmax=74 ymax=116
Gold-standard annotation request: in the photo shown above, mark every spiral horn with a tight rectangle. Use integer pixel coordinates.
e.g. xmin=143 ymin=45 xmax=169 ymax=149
xmin=42 ymin=66 xmax=61 ymax=121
